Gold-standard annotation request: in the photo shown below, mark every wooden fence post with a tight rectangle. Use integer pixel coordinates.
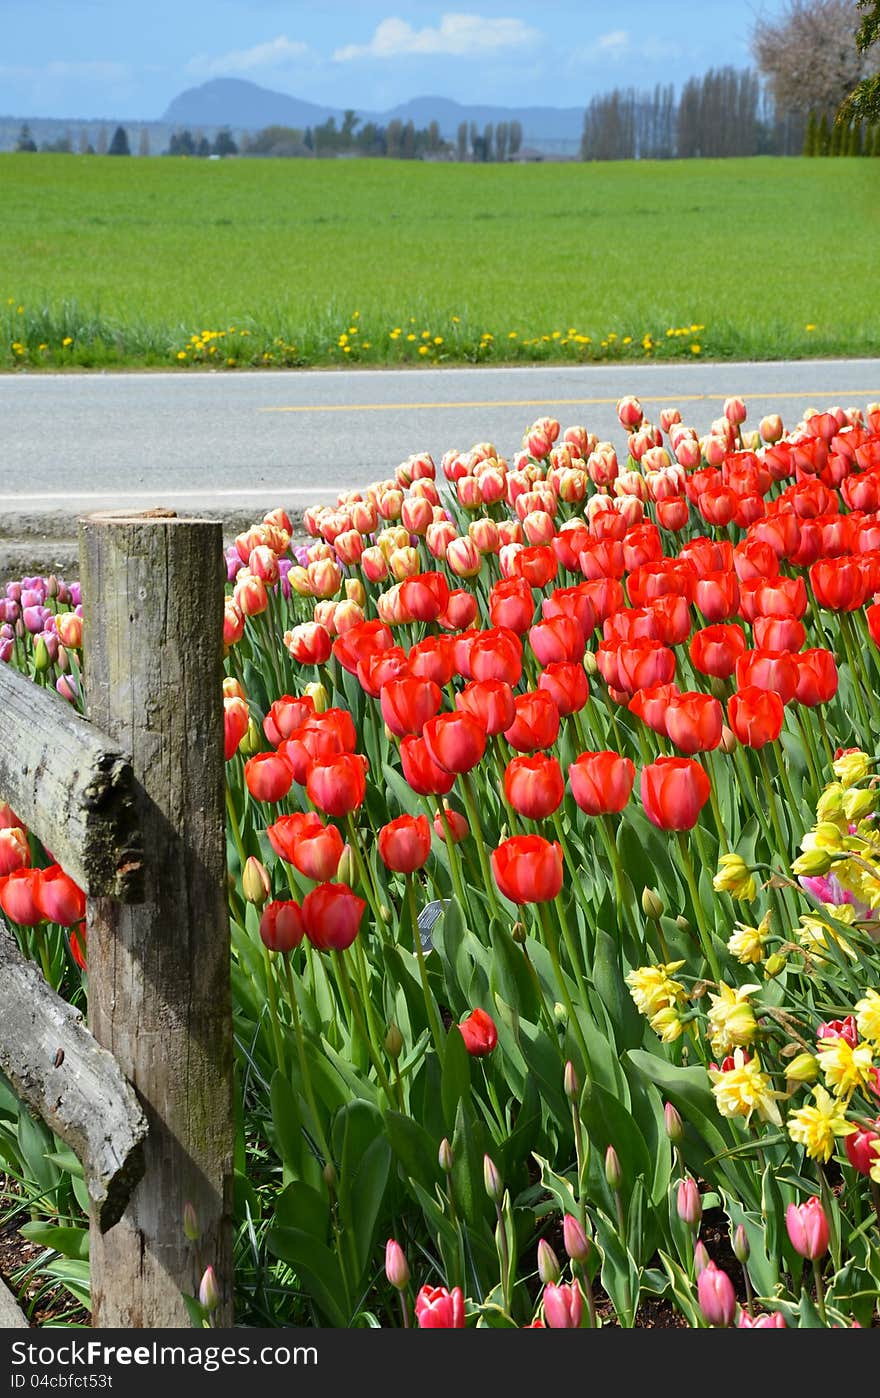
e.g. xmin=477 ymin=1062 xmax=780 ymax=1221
xmin=79 ymin=513 xmax=234 ymax=1328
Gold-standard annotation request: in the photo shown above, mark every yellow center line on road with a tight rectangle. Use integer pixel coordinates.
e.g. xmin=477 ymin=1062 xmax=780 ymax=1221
xmin=260 ymin=390 xmax=878 ymax=414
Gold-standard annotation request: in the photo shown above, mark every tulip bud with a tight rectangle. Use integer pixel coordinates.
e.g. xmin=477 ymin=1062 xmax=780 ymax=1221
xmin=583 ymin=650 xmax=598 ymax=677
xmin=785 ymin=1051 xmax=819 ymax=1083
xmin=676 ymin=1177 xmax=702 ymax=1228
xmin=537 ymin=1239 xmax=561 ymax=1285
xmin=675 ymin=915 xmax=692 ymax=935
xmin=483 ymin=1154 xmax=503 ymax=1204
xmin=198 ymin=1266 xmax=220 ymax=1313
xmin=693 ymin=1240 xmax=710 ymax=1274
xmin=239 ymin=718 xmax=262 ymax=758
xmin=303 ymin=681 xmax=328 ymax=714
xmin=242 ymin=856 xmax=271 ymax=907
xmin=553 ymin=1002 xmax=567 ymax=1026
xmin=511 ymin=920 xmax=527 ymax=944
xmin=563 ymin=1060 xmax=580 ymax=1102
xmin=439 ymin=1138 xmax=454 ymax=1173
xmin=345 ymin=578 xmax=366 ymax=608
xmin=732 ymin=1224 xmax=750 ymax=1264
xmin=664 ymin=1102 xmax=683 ymax=1143
xmin=563 ymin=1213 xmax=591 ymax=1263
xmin=605 ymin=1145 xmax=621 ymax=1192
xmin=33 ymin=636 xmax=50 ymax=672
xmin=764 ymin=952 xmax=787 ymax=980
xmin=322 ymin=1161 xmax=338 ymax=1191
xmin=336 ymin=844 xmax=354 ymax=887
xmin=720 ymin=725 xmax=739 ymax=754
xmin=183 ymin=1201 xmax=200 ymax=1242
xmin=384 ymin=1238 xmax=410 ymax=1291
xmin=641 ymin=887 xmax=664 ymax=920
xmin=760 ymin=414 xmax=784 ymax=444
xmin=384 ymin=1022 xmax=403 ymax=1060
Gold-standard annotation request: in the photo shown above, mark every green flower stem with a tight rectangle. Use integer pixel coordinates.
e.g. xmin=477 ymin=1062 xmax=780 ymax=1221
xmin=344 ymin=813 xmax=385 ymax=931
xmin=281 ymin=954 xmax=333 ymax=1166
xmin=432 ymin=796 xmax=470 ymax=913
xmin=551 ymin=809 xmax=592 ymax=941
xmin=260 ymin=941 xmax=288 ymax=1075
xmin=674 ymin=830 xmax=721 ymax=982
xmin=406 ymin=873 xmax=446 ymax=1062
xmin=495 ymin=1200 xmax=512 ymax=1316
xmin=811 ymin=1260 xmax=827 ymax=1326
xmin=793 ymin=707 xmax=823 ymax=794
xmin=757 ymin=747 xmax=789 ymax=854
xmin=704 ymin=752 xmax=731 ymax=850
xmin=536 ymin=901 xmax=591 ymax=1076
xmin=492 ymin=736 xmax=521 ymax=833
xmin=331 ymin=949 xmax=394 ymax=1102
xmin=836 ymin=611 xmax=873 ymax=734
xmin=225 ymin=781 xmax=249 ymax=873
xmin=460 ymin=770 xmax=503 ymax=918
xmin=816 ymin=707 xmax=835 ymax=766
xmin=614 ymin=1191 xmax=634 ymax=1327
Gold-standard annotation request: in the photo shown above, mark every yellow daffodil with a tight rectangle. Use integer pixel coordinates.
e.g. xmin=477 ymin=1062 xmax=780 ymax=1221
xmin=625 ymin=962 xmax=686 ymax=1019
xmin=707 ymin=983 xmax=760 ymax=1057
xmin=708 ymin=1050 xmax=782 ymax=1126
xmin=787 ymin=1085 xmax=855 ymax=1161
xmin=817 ymin=1037 xmax=876 ymax=1102
xmin=728 ymin=911 xmax=771 ymax=965
xmin=855 ymin=989 xmax=880 ymax=1047
xmin=713 ymin=853 xmax=757 ymax=902
xmin=832 ymin=749 xmax=871 ymax=787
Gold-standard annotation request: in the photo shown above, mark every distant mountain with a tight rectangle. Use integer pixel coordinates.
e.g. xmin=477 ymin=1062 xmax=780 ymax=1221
xmin=161 ymin=79 xmax=584 ymax=152
xmin=162 ymin=79 xmax=343 ymax=133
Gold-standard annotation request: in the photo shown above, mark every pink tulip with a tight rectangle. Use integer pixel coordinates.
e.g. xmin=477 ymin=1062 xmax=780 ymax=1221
xmin=697 ymin=1260 xmax=736 ymax=1327
xmin=785 ymin=1197 xmax=829 ymax=1260
xmin=542 ymin=1281 xmax=583 ymax=1329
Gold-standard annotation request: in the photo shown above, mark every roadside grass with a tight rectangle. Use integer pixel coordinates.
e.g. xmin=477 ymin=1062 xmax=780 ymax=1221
xmin=3 ymin=153 xmax=878 ymax=370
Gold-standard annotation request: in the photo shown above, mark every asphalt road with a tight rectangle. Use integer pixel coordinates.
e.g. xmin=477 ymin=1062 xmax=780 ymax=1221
xmin=1 ymin=360 xmax=878 ymax=561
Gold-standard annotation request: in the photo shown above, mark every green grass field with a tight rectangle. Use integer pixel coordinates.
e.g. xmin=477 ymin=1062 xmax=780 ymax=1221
xmin=2 ymin=153 xmax=878 ymax=369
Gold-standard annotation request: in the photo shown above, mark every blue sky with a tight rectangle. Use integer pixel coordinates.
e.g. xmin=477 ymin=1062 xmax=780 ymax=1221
xmin=2 ymin=1 xmax=789 ymax=119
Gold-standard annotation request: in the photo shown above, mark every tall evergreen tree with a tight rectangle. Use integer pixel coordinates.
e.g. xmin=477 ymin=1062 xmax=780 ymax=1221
xmin=804 ymin=109 xmax=819 ymax=153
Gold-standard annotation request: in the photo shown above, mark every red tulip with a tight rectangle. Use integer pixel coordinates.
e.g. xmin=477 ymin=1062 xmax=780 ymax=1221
xmin=469 ymin=628 xmax=523 ymax=686
xmin=656 ymin=497 xmax=689 ymax=531
xmin=528 ymin=615 xmax=585 ymax=666
xmin=356 ymin=646 xmax=409 ymax=699
xmin=415 ymin=1285 xmax=466 ymax=1329
xmin=690 ymin=624 xmax=747 ymax=680
xmin=423 ymin=711 xmax=487 ymax=774
xmin=541 ymin=584 xmax=596 ymax=642
xmin=399 ymin=735 xmax=456 ymax=796
xmin=693 ymin=570 xmax=740 ymax=623
xmin=34 ymin=865 xmax=85 ymax=926
xmin=399 ymin=571 xmax=449 ymax=623
xmin=301 ymin=882 xmax=365 ymax=951
xmin=569 ymin=751 xmax=635 ymax=815
xmin=665 ymin=691 xmax=724 ymax=755
xmin=868 ymin=602 xmax=880 ymax=649
xmin=785 ymin=1197 xmax=829 ymax=1260
xmin=306 ymin=753 xmax=368 ymax=817
xmin=288 ymin=821 xmax=344 ymax=882
xmin=263 ymin=694 xmax=315 ymax=747
xmin=224 ymin=695 xmax=249 ymax=761
xmin=380 ymin=676 xmax=443 ymax=738
xmin=279 ymin=723 xmax=352 ymax=785
xmin=628 ymin=682 xmax=679 ymax=736
xmin=266 ymin=811 xmax=325 ymax=864
xmin=244 ymin=751 xmax=294 ymax=803
xmin=489 ymin=577 xmax=535 ymax=633
xmin=844 ymin=1119 xmax=880 ymax=1177
xmin=433 ymin=807 xmax=470 ymax=843
xmin=456 ymin=679 xmax=517 ymax=736
xmin=615 ymin=639 xmax=677 ymax=695
xmin=259 ymin=900 xmax=306 ymax=953
xmin=286 ymin=622 xmax=332 ymax=666
xmin=752 ymin=616 xmax=805 ymax=653
xmin=580 ymin=577 xmax=625 ymax=622
xmin=794 ymin=649 xmax=838 ymax=707
xmin=504 ymin=754 xmax=565 ymax=819
xmin=0 ymin=827 xmax=30 ymax=877
xmin=378 ymin=814 xmax=432 ymax=873
xmin=640 ymin=758 xmax=711 ymax=831
xmin=810 ymin=557 xmax=868 ymax=612
xmin=503 ymin=691 xmax=561 ymax=753
xmin=648 ymin=593 xmax=691 ymax=646
xmin=438 ymin=588 xmax=479 ymax=632
xmin=512 ymin=545 xmax=557 ymax=588
xmin=735 ymin=648 xmax=798 ymax=705
xmin=332 ymin=619 xmax=394 ymax=675
xmin=491 ymin=835 xmax=563 ymax=904
xmin=0 ymin=868 xmax=43 ymax=925
xmin=408 ymin=636 xmax=456 ymax=688
xmin=458 ymin=1006 xmax=498 ymax=1056
xmin=750 ymin=575 xmax=808 ymax=620
xmin=727 ymin=687 xmax=784 ymax=749
xmin=537 ymin=662 xmax=590 ymax=715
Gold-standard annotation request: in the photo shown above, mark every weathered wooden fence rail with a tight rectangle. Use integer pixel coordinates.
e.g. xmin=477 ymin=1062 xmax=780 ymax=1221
xmin=0 ymin=512 xmax=234 ymax=1329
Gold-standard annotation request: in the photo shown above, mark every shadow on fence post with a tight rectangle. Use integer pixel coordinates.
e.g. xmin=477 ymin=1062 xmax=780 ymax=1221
xmin=79 ymin=511 xmax=234 ymax=1328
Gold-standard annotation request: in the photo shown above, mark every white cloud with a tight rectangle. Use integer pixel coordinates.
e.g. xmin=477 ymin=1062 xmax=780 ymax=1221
xmin=187 ymin=36 xmax=309 ymax=78
xmin=597 ymin=30 xmax=629 ymax=55
xmin=333 ymin=13 xmax=539 ymax=62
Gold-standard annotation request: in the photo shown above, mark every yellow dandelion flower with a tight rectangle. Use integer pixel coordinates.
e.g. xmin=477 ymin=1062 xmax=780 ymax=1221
xmin=362 ymin=341 xmax=371 ymax=349
xmin=421 ymin=330 xmax=431 ymax=340
xmin=406 ymin=333 xmax=416 ymax=342
xmin=451 ymin=315 xmax=461 ymax=324
xmin=787 ymin=1085 xmax=855 ymax=1161
xmin=418 ymin=345 xmax=430 ymax=356
xmin=62 ymin=336 xmax=73 ymax=347
xmin=343 ymin=345 xmax=351 ymax=354
xmin=708 ymin=1050 xmax=782 ymax=1126
xmin=690 ymin=344 xmax=701 ymax=355
xmin=622 ymin=336 xmax=632 ymax=345
xmin=805 ymin=323 xmax=817 ymax=332
xmin=855 ymin=989 xmax=880 ymax=1046
xmin=433 ymin=336 xmax=443 ymax=346
xmin=176 ymin=351 xmax=187 ymax=360
xmin=817 ymin=1037 xmax=876 ymax=1102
